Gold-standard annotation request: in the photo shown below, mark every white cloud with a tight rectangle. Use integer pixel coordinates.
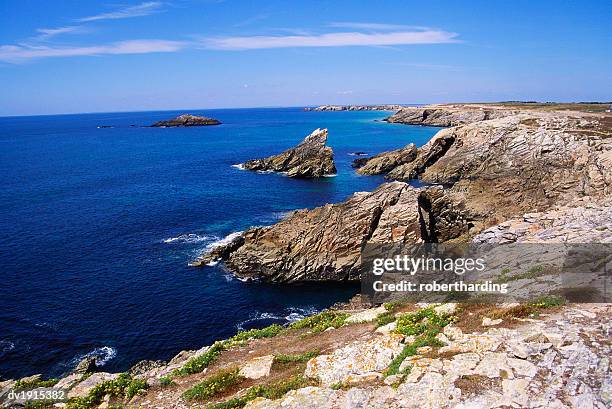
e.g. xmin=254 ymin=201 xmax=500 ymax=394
xmin=204 ymin=30 xmax=459 ymax=50
xmin=78 ymin=1 xmax=164 ymax=22
xmin=0 ymin=39 xmax=185 ymax=63
xmin=35 ymin=26 xmax=84 ymax=40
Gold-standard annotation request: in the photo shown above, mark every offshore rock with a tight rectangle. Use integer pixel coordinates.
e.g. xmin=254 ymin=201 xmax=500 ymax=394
xmin=151 ymin=114 xmax=221 ymax=127
xmin=243 ymin=128 xmax=336 ymax=178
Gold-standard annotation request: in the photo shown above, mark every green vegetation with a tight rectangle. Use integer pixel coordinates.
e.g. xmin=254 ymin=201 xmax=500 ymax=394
xmin=175 ymin=324 xmax=284 ymax=376
xmin=14 ymin=378 xmax=59 ymax=391
xmin=375 ymin=311 xmax=396 ymax=328
xmin=159 ymin=375 xmax=174 ymax=387
xmin=491 ymin=295 xmax=566 ymax=319
xmin=529 ymin=295 xmax=565 ymax=308
xmin=204 ymin=375 xmax=311 ymax=409
xmin=65 ymin=373 xmax=147 ymax=409
xmin=274 ymin=350 xmax=319 ymax=363
xmin=495 ymin=264 xmax=548 ymax=283
xmin=182 ymin=368 xmax=243 ymax=401
xmin=289 ymin=310 xmax=348 ymax=333
xmin=385 ymin=307 xmax=454 ymax=376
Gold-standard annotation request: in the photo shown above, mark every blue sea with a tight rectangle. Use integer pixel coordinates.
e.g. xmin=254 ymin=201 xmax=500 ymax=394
xmin=0 ymin=107 xmax=441 ymax=379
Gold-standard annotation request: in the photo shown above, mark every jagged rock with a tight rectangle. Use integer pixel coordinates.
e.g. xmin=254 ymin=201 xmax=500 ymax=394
xmin=74 ymin=357 xmax=98 ymax=375
xmin=151 ymin=114 xmax=221 ymax=127
xmin=239 ymin=355 xmax=274 ymax=379
xmin=242 ymin=128 xmax=336 ymax=178
xmin=193 ymin=182 xmax=472 ymax=281
xmin=353 ymin=144 xmax=417 ymax=175
xmin=387 ymin=111 xmax=612 ymax=225
xmin=196 ymin=182 xmax=418 ymax=281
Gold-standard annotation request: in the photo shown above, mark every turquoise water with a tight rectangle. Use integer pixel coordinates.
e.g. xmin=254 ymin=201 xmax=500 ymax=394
xmin=0 ymin=107 xmax=441 ymax=378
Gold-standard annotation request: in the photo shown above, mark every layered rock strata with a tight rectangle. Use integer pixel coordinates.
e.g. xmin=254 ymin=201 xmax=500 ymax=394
xmin=242 ymin=128 xmax=336 ymax=178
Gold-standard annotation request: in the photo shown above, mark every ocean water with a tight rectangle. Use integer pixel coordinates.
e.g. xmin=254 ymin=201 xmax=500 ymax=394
xmin=0 ymin=107 xmax=441 ymax=378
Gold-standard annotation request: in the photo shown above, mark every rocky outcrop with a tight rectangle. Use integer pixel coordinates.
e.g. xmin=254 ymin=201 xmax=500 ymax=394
xmin=242 ymin=128 xmax=337 ymax=178
xmin=385 ymin=104 xmax=516 ymax=126
xmin=473 ymin=199 xmax=612 ymax=244
xmin=243 ymin=304 xmax=612 ymax=409
xmin=305 ymin=105 xmax=404 ymax=111
xmin=193 ymin=182 xmax=473 ymax=281
xmin=151 ymin=114 xmax=221 ymax=127
xmin=352 ymin=144 xmax=417 ymax=175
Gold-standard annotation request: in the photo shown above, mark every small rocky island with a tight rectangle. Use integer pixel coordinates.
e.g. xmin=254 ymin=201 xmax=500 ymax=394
xmin=151 ymin=114 xmax=221 ymax=127
xmin=242 ymin=128 xmax=336 ymax=178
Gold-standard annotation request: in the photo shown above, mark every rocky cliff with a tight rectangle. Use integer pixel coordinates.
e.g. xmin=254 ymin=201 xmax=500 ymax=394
xmin=151 ymin=114 xmax=221 ymax=127
xmin=242 ymin=128 xmax=336 ymax=178
xmin=201 ymin=105 xmax=611 ymax=282
xmin=385 ymin=110 xmax=611 ymax=225
xmin=384 ymin=104 xmax=516 ymax=126
xmin=192 ymin=182 xmax=473 ymax=281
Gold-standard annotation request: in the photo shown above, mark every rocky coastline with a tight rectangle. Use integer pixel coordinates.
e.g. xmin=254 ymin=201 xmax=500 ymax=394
xmin=151 ymin=114 xmax=221 ymax=127
xmin=198 ymin=104 xmax=611 ymax=282
xmin=241 ymin=128 xmax=336 ymax=178
xmin=305 ymin=104 xmax=405 ymax=112
xmin=3 ymin=103 xmax=610 ymax=409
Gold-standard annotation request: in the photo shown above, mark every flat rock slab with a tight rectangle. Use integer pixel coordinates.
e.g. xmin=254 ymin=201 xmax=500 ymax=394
xmin=67 ymin=372 xmax=118 ymax=398
xmin=239 ymin=355 xmax=274 ymax=379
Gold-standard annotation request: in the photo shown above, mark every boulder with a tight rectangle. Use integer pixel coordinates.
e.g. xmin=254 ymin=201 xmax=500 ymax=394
xmin=243 ymin=128 xmax=336 ymax=178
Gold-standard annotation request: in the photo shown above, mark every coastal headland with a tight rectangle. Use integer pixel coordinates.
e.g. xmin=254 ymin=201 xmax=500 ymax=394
xmin=3 ymin=102 xmax=610 ymax=409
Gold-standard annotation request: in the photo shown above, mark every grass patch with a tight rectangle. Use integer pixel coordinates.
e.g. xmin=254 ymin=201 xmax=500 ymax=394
xmin=14 ymin=378 xmax=59 ymax=391
xmin=490 ymin=295 xmax=566 ymax=319
xmin=182 ymin=368 xmax=243 ymax=402
xmin=385 ymin=307 xmax=454 ymax=376
xmin=288 ymin=310 xmax=348 ymax=333
xmin=174 ymin=324 xmax=284 ymax=376
xmin=65 ymin=373 xmax=147 ymax=409
xmin=204 ymin=375 xmax=311 ymax=409
xmin=274 ymin=350 xmax=319 ymax=363
xmin=159 ymin=376 xmax=174 ymax=387
xmin=375 ymin=311 xmax=396 ymax=328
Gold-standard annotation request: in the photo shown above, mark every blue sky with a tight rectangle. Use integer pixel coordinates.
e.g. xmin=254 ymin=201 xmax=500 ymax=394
xmin=0 ymin=0 xmax=610 ymax=116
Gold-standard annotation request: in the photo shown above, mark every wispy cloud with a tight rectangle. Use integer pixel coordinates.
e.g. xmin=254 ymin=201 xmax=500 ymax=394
xmin=328 ymin=22 xmax=428 ymax=31
xmin=204 ymin=30 xmax=459 ymax=50
xmin=34 ymin=26 xmax=85 ymax=40
xmin=78 ymin=1 xmax=164 ymax=22
xmin=0 ymin=40 xmax=185 ymax=63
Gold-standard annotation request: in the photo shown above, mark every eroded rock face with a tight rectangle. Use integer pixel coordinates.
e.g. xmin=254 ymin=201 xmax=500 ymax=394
xmin=386 ymin=111 xmax=612 ymax=226
xmin=243 ymin=128 xmax=337 ymax=178
xmin=151 ymin=114 xmax=221 ymax=127
xmin=385 ymin=105 xmax=516 ymax=127
xmin=353 ymin=144 xmax=417 ymax=175
xmin=194 ymin=182 xmax=472 ymax=281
